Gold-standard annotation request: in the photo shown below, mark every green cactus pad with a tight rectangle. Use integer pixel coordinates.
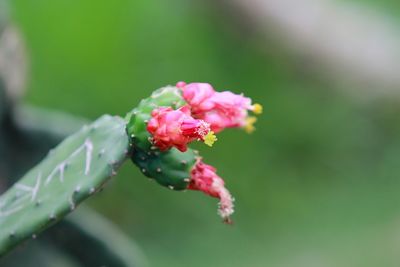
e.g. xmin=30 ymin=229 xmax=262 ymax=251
xmin=0 ymin=115 xmax=130 ymax=256
xmin=131 ymin=147 xmax=197 ymax=191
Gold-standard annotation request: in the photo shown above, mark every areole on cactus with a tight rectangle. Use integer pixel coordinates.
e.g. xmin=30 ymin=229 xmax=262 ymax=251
xmin=0 ymin=81 xmax=261 ymax=256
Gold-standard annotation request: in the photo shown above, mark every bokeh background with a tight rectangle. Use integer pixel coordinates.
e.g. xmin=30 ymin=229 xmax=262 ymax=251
xmin=5 ymin=0 xmax=400 ymax=266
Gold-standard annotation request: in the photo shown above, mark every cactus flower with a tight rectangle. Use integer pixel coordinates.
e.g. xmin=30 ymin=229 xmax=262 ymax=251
xmin=188 ymin=159 xmax=234 ymax=224
xmin=147 ymin=105 xmax=217 ymax=152
xmin=178 ymin=82 xmax=216 ymax=114
xmin=177 ymin=81 xmax=262 ymax=133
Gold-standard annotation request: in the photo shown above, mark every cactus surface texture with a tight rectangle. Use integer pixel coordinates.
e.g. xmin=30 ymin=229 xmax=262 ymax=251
xmin=132 ymin=147 xmax=197 ymax=190
xmin=0 ymin=115 xmax=130 ymax=255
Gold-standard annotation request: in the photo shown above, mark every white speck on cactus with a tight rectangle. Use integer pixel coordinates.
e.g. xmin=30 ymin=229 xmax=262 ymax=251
xmin=74 ymin=186 xmax=81 ymax=193
xmin=69 ymin=195 xmax=75 ymax=211
xmin=15 ymin=172 xmax=41 ymax=201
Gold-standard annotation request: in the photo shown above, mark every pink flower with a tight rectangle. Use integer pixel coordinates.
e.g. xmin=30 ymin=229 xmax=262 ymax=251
xmin=177 ymin=82 xmax=216 ymax=114
xmin=201 ymin=91 xmax=252 ymax=132
xmin=188 ymin=159 xmax=234 ymax=224
xmin=147 ymin=106 xmax=217 ymax=152
xmin=177 ymin=82 xmax=262 ymax=133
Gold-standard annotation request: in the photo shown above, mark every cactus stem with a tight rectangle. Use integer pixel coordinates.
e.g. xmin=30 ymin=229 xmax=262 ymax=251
xmin=0 ymin=115 xmax=130 ymax=254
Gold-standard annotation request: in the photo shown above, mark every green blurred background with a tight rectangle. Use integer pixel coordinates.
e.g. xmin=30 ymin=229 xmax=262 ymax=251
xmin=7 ymin=0 xmax=400 ymax=266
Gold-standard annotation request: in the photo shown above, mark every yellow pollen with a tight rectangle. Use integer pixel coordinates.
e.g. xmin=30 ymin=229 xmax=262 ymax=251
xmin=244 ymin=116 xmax=257 ymax=134
xmin=252 ymin=103 xmax=263 ymax=115
xmin=204 ymin=131 xmax=217 ymax=147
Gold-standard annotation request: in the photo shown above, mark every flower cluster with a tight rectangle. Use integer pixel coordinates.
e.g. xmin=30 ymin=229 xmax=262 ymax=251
xmin=177 ymin=81 xmax=262 ymax=133
xmin=146 ymin=81 xmax=262 ymax=222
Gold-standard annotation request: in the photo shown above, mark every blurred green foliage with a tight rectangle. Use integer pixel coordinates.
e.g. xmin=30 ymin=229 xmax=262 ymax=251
xmin=8 ymin=0 xmax=400 ymax=266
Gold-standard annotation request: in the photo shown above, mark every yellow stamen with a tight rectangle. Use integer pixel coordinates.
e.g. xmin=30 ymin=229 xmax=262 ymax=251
xmin=252 ymin=103 xmax=263 ymax=115
xmin=244 ymin=116 xmax=257 ymax=134
xmin=204 ymin=131 xmax=217 ymax=147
